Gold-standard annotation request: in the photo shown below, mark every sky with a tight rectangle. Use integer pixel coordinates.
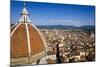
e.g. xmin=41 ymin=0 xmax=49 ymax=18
xmin=10 ymin=0 xmax=95 ymax=26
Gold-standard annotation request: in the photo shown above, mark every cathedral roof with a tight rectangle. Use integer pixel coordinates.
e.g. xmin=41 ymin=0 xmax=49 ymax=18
xmin=11 ymin=3 xmax=46 ymax=65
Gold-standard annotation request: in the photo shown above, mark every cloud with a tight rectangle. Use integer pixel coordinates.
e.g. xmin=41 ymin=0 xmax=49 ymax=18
xmin=32 ymin=18 xmax=85 ymax=26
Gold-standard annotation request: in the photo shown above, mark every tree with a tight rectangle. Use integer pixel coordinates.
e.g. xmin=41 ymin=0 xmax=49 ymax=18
xmin=56 ymin=43 xmax=62 ymax=63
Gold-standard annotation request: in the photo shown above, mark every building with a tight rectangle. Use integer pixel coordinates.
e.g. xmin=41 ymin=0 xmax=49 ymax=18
xmin=11 ymin=3 xmax=47 ymax=65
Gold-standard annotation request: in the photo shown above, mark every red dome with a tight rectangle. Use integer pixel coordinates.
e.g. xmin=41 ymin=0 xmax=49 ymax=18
xmin=11 ymin=23 xmax=46 ymax=65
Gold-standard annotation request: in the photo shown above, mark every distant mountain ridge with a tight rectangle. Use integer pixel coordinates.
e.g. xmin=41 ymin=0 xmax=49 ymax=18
xmin=11 ymin=24 xmax=95 ymax=31
xmin=36 ymin=25 xmax=95 ymax=31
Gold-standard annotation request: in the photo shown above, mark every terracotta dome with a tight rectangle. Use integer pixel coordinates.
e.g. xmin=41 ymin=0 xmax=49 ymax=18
xmin=11 ymin=3 xmax=46 ymax=65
